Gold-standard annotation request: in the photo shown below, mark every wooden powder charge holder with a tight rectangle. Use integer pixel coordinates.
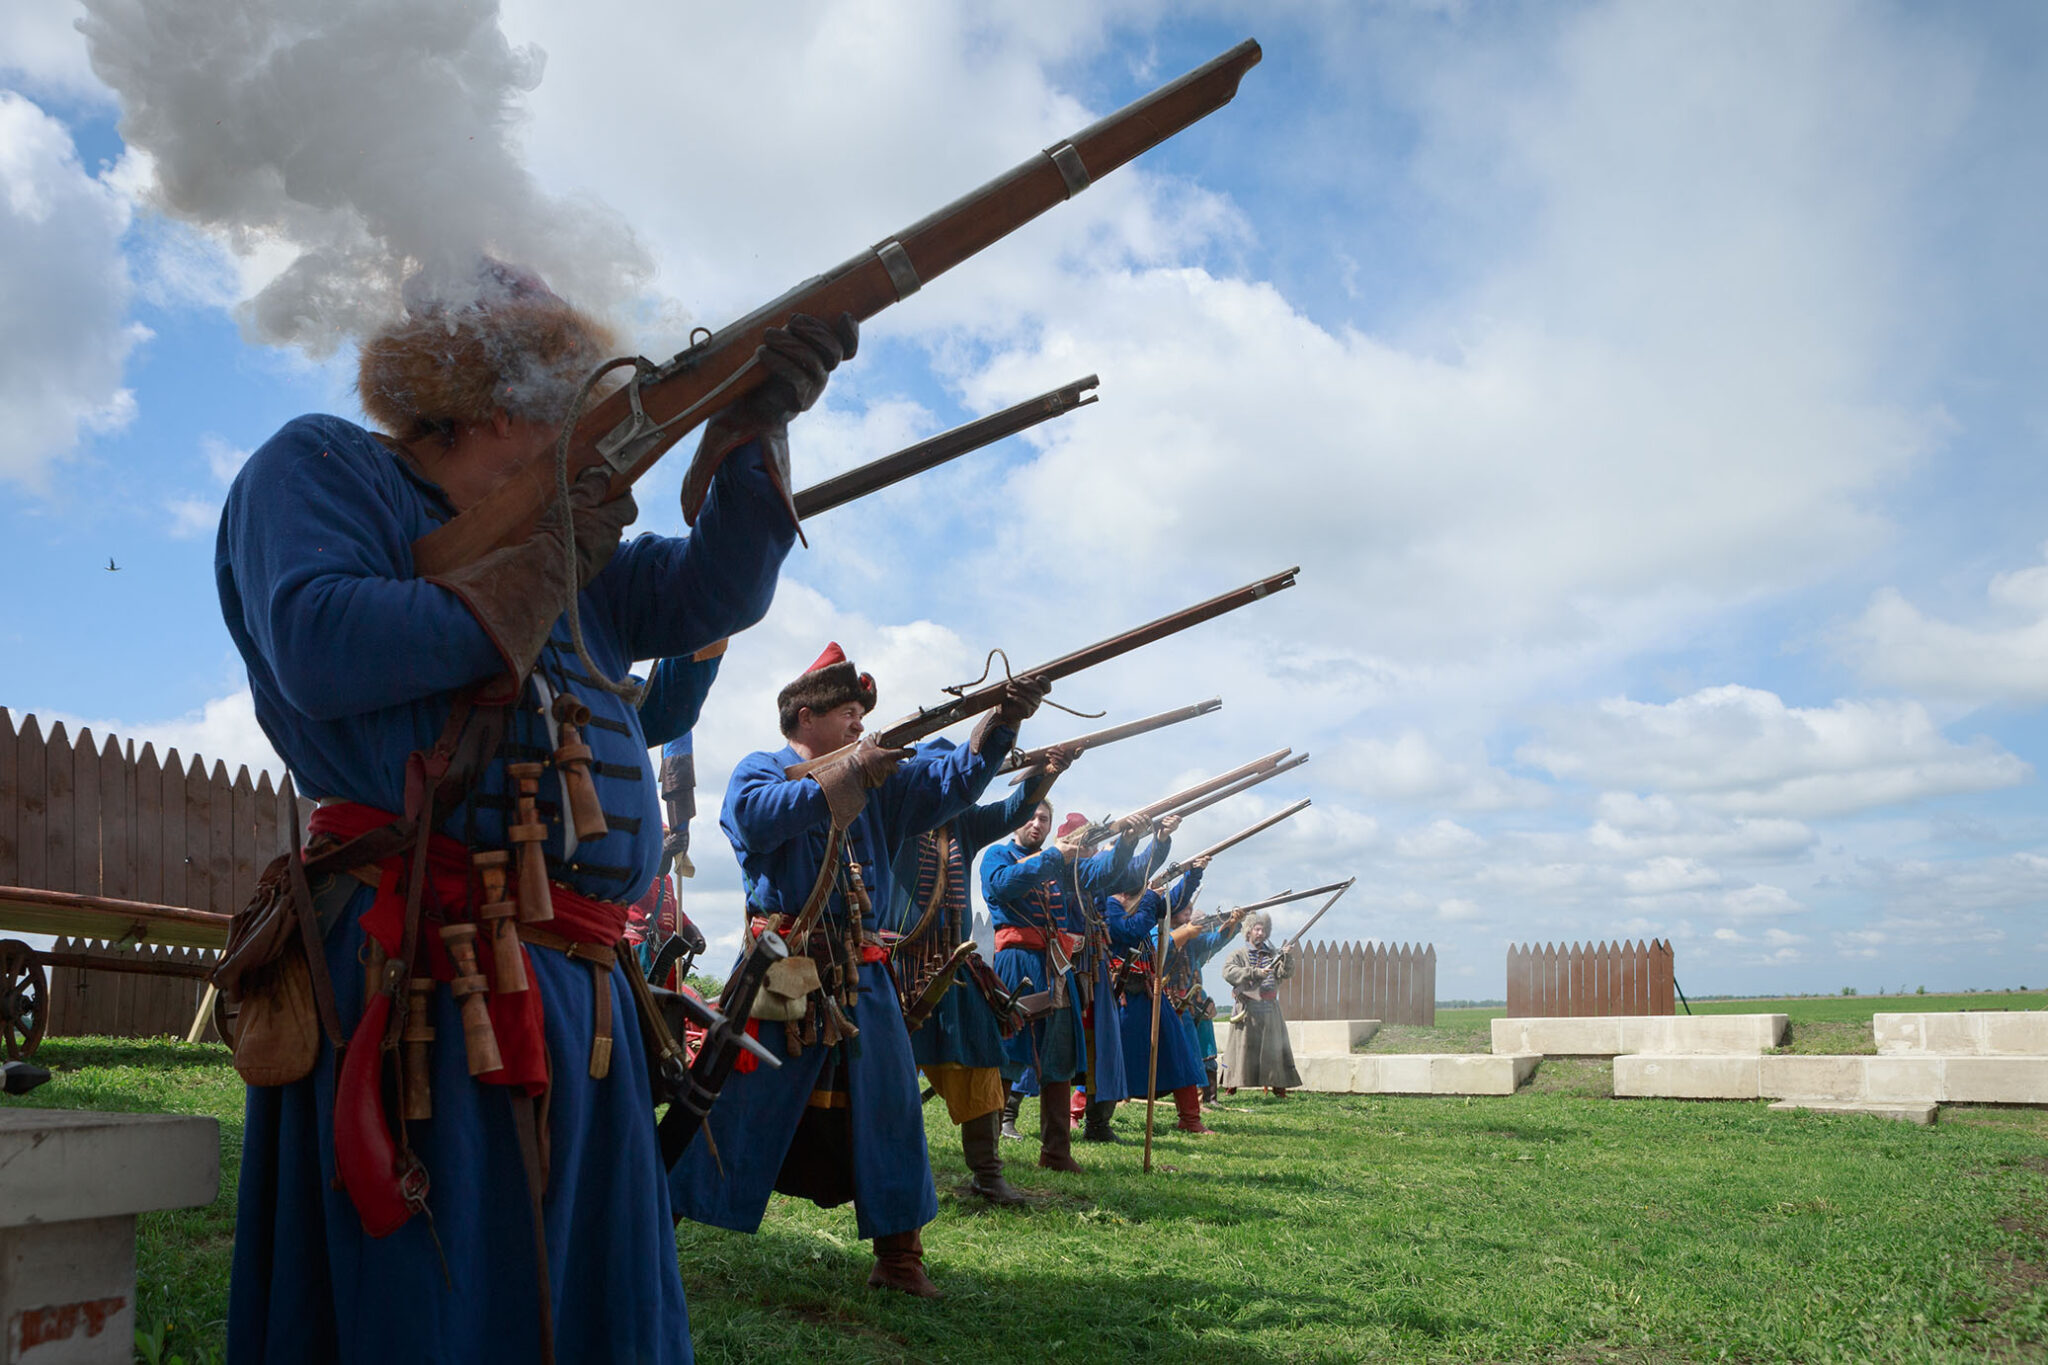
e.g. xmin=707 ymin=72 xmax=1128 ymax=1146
xmin=550 ymin=694 xmax=609 ymax=841
xmin=472 ymin=850 xmax=528 ymax=993
xmin=439 ymin=923 xmax=504 ymax=1076
xmin=505 ymin=762 xmax=555 ymax=924
xmin=402 ymin=977 xmax=435 ymax=1121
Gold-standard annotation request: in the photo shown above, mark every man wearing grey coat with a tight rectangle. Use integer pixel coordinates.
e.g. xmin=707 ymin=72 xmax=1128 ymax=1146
xmin=1220 ymin=911 xmax=1302 ymax=1095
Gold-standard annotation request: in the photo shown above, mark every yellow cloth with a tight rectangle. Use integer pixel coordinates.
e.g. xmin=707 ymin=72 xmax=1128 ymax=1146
xmin=920 ymin=1063 xmax=1003 ymax=1125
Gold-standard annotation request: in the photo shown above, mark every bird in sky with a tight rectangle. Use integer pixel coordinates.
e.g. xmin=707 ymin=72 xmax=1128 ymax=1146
xmin=105 ymin=557 xmax=120 ymax=572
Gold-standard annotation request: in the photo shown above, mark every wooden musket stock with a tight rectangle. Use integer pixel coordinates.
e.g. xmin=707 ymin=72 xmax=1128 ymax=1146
xmin=1168 ymin=751 xmax=1311 ymax=820
xmin=1068 ymin=748 xmax=1291 ymax=846
xmin=783 ymin=568 xmax=1298 ymax=779
xmin=412 ymin=40 xmax=1262 ymax=576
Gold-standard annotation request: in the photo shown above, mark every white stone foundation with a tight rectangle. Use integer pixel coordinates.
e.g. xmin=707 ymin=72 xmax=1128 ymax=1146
xmin=1490 ymin=1014 xmax=1787 ymax=1058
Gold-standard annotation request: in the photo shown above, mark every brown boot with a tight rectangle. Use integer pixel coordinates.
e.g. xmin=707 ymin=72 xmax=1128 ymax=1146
xmin=1173 ymin=1085 xmax=1214 ymax=1135
xmin=867 ymin=1227 xmax=941 ymax=1298
xmin=961 ymin=1111 xmax=1026 ymax=1204
xmin=1037 ymin=1082 xmax=1082 ymax=1172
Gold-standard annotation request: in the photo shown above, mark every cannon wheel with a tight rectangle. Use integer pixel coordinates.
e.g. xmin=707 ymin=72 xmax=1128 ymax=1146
xmin=1 ymin=939 xmax=49 ymax=1061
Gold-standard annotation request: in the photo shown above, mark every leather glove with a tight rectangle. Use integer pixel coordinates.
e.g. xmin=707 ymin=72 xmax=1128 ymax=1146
xmin=426 ymin=465 xmax=634 ymax=684
xmin=679 ymin=311 xmax=860 ymax=527
xmin=672 ymin=909 xmax=708 ymax=957
xmin=1041 ymin=742 xmax=1081 ymax=777
xmin=970 ymin=675 xmax=1050 ymax=754
xmin=808 ymin=740 xmax=909 ymax=827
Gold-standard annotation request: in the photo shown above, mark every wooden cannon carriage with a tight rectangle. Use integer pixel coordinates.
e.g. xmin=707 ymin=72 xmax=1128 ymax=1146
xmin=0 ymin=708 xmax=303 ymax=1059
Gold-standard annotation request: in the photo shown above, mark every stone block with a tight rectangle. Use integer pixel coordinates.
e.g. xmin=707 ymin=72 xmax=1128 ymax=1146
xmin=1293 ymin=1019 xmax=1380 ymax=1053
xmin=1490 ymin=1014 xmax=1785 ymax=1057
xmin=0 ymin=1111 xmax=218 ymax=1365
xmin=1294 ymin=1052 xmax=1364 ymax=1094
xmin=1873 ymin=1011 xmax=2048 ymax=1056
xmin=1375 ymin=1056 xmax=1436 ymax=1094
xmin=1614 ymin=1054 xmax=1761 ymax=1099
xmin=1864 ymin=1057 xmax=1946 ymax=1103
xmin=1944 ymin=1057 xmax=2048 ymax=1105
xmin=1429 ymin=1054 xmax=1537 ymax=1095
xmin=1767 ymin=1098 xmax=1937 ymax=1126
xmin=1760 ymin=1054 xmax=1869 ymax=1101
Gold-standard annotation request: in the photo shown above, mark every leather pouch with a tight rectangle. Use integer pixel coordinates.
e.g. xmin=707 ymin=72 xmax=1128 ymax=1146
xmin=212 ymin=853 xmax=319 ymax=1086
xmin=749 ymin=954 xmax=822 ymax=1022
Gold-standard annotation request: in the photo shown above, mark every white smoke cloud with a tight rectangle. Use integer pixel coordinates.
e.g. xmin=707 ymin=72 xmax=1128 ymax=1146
xmin=0 ymin=90 xmax=143 ymax=485
xmin=75 ymin=0 xmax=653 ymax=351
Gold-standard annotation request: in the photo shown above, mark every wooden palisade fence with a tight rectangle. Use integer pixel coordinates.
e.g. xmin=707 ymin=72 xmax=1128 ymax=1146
xmin=1274 ymin=940 xmax=1435 ymax=1025
xmin=1505 ymin=940 xmax=1674 ymax=1017
xmin=43 ymin=937 xmax=221 ymax=1042
xmin=0 ymin=707 xmax=304 ymax=1045
xmin=0 ymin=707 xmax=303 ymax=936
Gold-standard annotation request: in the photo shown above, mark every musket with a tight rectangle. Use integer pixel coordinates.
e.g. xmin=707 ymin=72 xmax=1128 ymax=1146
xmin=1063 ymin=748 xmax=1291 ymax=846
xmin=1150 ymin=797 xmax=1310 ymax=887
xmin=1278 ymin=877 xmax=1356 ymax=953
xmin=792 ymin=376 xmax=1097 ymax=520
xmin=655 ymin=929 xmax=790 ymax=1165
xmin=412 ymin=41 xmax=1263 ymax=575
xmin=783 ymin=570 xmax=1299 ymax=779
xmin=1003 ymin=697 xmax=1222 ymax=782
xmin=1169 ymin=751 xmax=1310 ymax=820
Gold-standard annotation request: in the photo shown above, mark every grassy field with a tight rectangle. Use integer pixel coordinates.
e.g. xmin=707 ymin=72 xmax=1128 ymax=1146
xmin=9 ymin=992 xmax=2047 ymax=1363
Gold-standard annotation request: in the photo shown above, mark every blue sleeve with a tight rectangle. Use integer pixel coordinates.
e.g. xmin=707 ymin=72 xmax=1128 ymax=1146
xmin=1102 ymin=891 xmax=1164 ymax=951
xmin=220 ymin=417 xmax=504 ymax=719
xmin=880 ymin=842 xmax=921 ymax=934
xmin=957 ymin=773 xmax=1041 ymax=857
xmin=589 ymin=440 xmax=796 ymax=663
xmin=721 ymin=749 xmax=830 ymax=856
xmin=639 ymin=652 xmax=723 ymax=748
xmin=1076 ymin=838 xmax=1136 ymax=898
xmin=982 ymin=841 xmax=1064 ymax=908
xmin=1169 ymin=867 xmax=1204 ymax=912
xmin=874 ymin=726 xmax=1018 ymax=845
xmin=1141 ymin=835 xmax=1172 ymax=881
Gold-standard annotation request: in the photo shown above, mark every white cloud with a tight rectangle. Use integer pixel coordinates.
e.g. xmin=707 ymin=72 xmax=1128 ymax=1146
xmin=1622 ymin=856 xmax=1720 ymax=896
xmin=1589 ymin=792 xmax=1817 ymax=861
xmin=1329 ymin=730 xmax=1547 ymax=812
xmin=1395 ymin=818 xmax=1484 ymax=860
xmin=1522 ymin=685 xmax=2031 ymax=818
xmin=163 ymin=495 xmax=215 ymax=539
xmin=29 ymin=687 xmax=284 ymax=782
xmin=0 ymin=0 xmax=106 ymax=106
xmin=1845 ymin=545 xmax=2048 ymax=705
xmin=0 ymin=91 xmax=142 ymax=484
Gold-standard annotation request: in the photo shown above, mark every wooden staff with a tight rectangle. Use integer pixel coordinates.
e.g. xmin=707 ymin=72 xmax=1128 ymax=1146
xmin=1142 ymin=880 xmax=1185 ymax=1174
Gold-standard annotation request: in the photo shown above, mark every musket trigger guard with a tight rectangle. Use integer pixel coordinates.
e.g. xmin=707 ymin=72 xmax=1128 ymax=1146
xmin=593 ymin=356 xmax=663 ymax=476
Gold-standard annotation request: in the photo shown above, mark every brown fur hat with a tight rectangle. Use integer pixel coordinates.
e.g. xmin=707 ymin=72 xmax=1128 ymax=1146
xmin=777 ymin=642 xmax=877 ymax=736
xmin=356 ymin=258 xmax=616 ymax=438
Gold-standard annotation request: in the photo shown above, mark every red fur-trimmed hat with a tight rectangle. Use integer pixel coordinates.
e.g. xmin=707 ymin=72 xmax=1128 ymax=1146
xmin=1057 ymin=812 xmax=1091 ymax=839
xmin=777 ymin=642 xmax=877 ymax=736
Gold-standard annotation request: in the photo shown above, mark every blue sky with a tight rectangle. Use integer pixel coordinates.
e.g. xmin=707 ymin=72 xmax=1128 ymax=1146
xmin=4 ymin=0 xmax=2046 ymax=1001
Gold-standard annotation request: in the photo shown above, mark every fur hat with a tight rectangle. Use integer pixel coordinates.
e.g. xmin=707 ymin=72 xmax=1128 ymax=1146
xmin=777 ymin=642 xmax=877 ymax=736
xmin=356 ymin=258 xmax=616 ymax=438
xmin=1057 ymin=812 xmax=1091 ymax=839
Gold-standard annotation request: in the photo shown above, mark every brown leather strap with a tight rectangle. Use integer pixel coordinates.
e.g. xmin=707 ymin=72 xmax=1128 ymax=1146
xmin=514 ymin=926 xmax=618 ymax=1079
xmin=507 ymin=1091 xmax=557 ymax=1365
xmin=284 ymin=789 xmax=346 ymax=1050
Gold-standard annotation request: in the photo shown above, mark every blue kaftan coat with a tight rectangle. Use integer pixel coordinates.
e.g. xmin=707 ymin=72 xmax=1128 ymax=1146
xmin=880 ymin=743 xmax=1039 ymax=1071
xmin=1184 ymin=920 xmax=1240 ymax=1061
xmin=980 ymin=836 xmax=1135 ymax=1086
xmin=1114 ymin=875 xmax=1208 ymax=1097
xmin=666 ymin=731 xmax=1013 ymax=1240
xmin=216 ymin=414 xmax=791 ymax=1365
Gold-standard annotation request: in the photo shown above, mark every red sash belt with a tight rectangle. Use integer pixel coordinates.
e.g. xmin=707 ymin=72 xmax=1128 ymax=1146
xmin=312 ymin=802 xmax=631 ymax=1096
xmin=994 ymin=925 xmax=1082 ymax=955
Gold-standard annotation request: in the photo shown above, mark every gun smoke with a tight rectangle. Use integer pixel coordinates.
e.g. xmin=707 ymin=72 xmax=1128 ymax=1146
xmin=76 ymin=0 xmax=651 ymax=352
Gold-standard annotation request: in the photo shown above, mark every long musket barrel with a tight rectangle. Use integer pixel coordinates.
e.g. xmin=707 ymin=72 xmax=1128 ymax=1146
xmin=1004 ymin=696 xmax=1222 ymax=781
xmin=784 ymin=570 xmax=1298 ymax=779
xmin=1281 ymin=878 xmax=1358 ymax=950
xmin=1073 ymin=749 xmax=1291 ymax=841
xmin=1226 ymin=880 xmax=1354 ymax=918
xmin=792 ymin=375 xmax=1098 ymax=519
xmin=412 ymin=40 xmax=1262 ymax=575
xmin=1166 ymin=751 xmax=1310 ymax=820
xmin=1151 ymin=797 xmax=1310 ymax=886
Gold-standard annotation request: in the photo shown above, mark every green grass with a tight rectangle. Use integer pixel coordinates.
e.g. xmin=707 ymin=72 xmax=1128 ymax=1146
xmin=11 ymin=1032 xmax=2048 ymax=1363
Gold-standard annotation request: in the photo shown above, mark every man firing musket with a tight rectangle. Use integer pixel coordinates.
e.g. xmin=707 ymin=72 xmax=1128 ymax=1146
xmin=1222 ymin=880 xmax=1356 ymax=1098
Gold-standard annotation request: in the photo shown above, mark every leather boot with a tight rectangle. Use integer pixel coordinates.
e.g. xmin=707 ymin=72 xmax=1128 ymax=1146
xmin=1081 ymin=1099 xmax=1122 ymax=1143
xmin=1069 ymin=1086 xmax=1088 ymax=1128
xmin=1173 ymin=1085 xmax=1214 ymax=1135
xmin=1201 ymin=1060 xmax=1221 ymax=1109
xmin=999 ymin=1090 xmax=1024 ymax=1141
xmin=961 ymin=1111 xmax=1027 ymax=1205
xmin=1037 ymin=1082 xmax=1082 ymax=1172
xmin=867 ymin=1227 xmax=941 ymax=1298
